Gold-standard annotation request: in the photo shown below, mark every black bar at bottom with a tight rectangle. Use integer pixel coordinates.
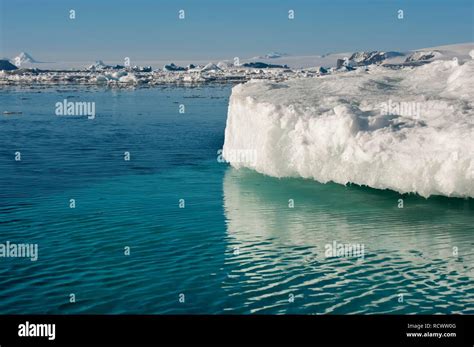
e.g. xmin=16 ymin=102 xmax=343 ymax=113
xmin=0 ymin=315 xmax=472 ymax=345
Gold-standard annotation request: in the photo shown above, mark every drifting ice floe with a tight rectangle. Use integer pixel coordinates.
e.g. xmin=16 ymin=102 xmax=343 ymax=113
xmin=223 ymin=58 xmax=474 ymax=198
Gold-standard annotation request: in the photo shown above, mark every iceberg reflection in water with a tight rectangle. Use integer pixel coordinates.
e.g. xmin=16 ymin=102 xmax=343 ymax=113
xmin=222 ymin=168 xmax=474 ymax=314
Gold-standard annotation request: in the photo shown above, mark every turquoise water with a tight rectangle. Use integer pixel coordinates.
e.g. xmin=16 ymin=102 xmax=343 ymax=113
xmin=0 ymin=86 xmax=473 ymax=314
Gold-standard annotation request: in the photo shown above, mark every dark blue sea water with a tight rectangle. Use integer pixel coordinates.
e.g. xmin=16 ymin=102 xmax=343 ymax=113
xmin=0 ymin=86 xmax=473 ymax=314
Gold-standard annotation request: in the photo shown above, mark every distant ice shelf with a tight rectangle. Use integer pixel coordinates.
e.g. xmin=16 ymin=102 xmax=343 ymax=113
xmin=1 ymin=43 xmax=472 ymax=87
xmin=223 ymin=53 xmax=474 ymax=198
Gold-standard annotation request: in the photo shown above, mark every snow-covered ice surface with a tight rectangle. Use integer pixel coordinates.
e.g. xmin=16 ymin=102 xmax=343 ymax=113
xmin=223 ymin=53 xmax=474 ymax=198
xmin=2 ymin=43 xmax=473 ymax=86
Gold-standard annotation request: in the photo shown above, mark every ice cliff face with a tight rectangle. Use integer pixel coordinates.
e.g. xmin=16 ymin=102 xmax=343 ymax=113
xmin=223 ymin=59 xmax=474 ymax=198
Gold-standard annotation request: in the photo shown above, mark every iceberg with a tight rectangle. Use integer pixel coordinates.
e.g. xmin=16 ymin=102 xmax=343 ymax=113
xmin=87 ymin=60 xmax=108 ymax=71
xmin=216 ymin=61 xmax=233 ymax=70
xmin=405 ymin=51 xmax=442 ymax=63
xmin=200 ymin=63 xmax=221 ymax=72
xmin=0 ymin=60 xmax=18 ymax=71
xmin=163 ymin=63 xmax=186 ymax=72
xmin=242 ymin=62 xmax=289 ymax=69
xmin=348 ymin=51 xmax=403 ymax=66
xmin=118 ymin=73 xmax=138 ymax=83
xmin=263 ymin=52 xmax=288 ymax=59
xmin=223 ymin=58 xmax=474 ymax=198
xmin=13 ymin=52 xmax=39 ymax=65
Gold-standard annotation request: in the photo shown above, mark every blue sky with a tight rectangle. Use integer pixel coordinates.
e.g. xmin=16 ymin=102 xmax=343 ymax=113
xmin=0 ymin=0 xmax=472 ymax=61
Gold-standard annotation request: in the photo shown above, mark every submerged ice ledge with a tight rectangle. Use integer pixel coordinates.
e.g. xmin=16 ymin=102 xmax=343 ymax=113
xmin=222 ymin=58 xmax=474 ymax=198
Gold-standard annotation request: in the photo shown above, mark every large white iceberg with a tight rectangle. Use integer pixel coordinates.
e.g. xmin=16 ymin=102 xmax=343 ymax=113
xmin=223 ymin=58 xmax=474 ymax=198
